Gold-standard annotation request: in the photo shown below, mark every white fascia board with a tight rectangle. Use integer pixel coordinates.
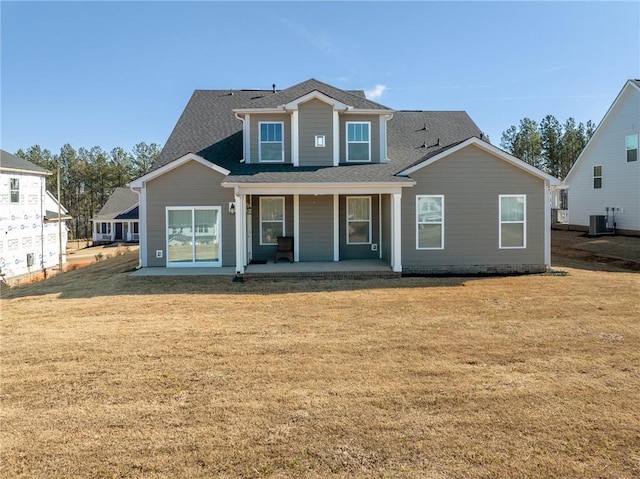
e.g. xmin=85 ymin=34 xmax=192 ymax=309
xmin=399 ymin=137 xmax=561 ymax=185
xmin=232 ymin=107 xmax=286 ymax=115
xmin=342 ymin=109 xmax=396 ymax=115
xmin=0 ymin=167 xmax=51 ymax=176
xmin=221 ymin=182 xmax=413 ymax=196
xmin=282 ymin=90 xmax=348 ymax=111
xmin=129 ymin=152 xmax=230 ymax=187
xmin=564 ymin=80 xmax=639 ymax=183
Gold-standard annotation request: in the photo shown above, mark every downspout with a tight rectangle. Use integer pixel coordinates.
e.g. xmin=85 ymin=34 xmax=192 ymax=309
xmin=131 ymin=185 xmax=143 ymax=269
xmin=234 ymin=113 xmax=247 ymax=162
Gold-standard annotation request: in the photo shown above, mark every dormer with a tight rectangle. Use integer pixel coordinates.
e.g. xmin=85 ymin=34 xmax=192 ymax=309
xmin=232 ymin=79 xmax=394 ymax=167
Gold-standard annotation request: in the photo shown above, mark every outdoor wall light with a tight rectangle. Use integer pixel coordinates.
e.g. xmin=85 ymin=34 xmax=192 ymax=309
xmin=229 ymin=202 xmax=236 ymax=215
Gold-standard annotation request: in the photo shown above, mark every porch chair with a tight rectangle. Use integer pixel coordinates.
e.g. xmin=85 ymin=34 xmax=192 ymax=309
xmin=275 ymin=236 xmax=294 ymax=263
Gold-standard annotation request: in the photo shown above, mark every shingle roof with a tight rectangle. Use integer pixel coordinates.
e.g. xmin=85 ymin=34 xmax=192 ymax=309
xmin=152 ymin=79 xmax=484 ymax=184
xmin=0 ymin=149 xmax=50 ymax=174
xmin=238 ymin=78 xmax=392 ymax=111
xmin=93 ymin=187 xmax=139 ymax=220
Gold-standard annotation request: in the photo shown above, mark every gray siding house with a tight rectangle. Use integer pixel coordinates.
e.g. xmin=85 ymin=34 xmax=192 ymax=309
xmin=131 ymin=79 xmax=559 ymax=274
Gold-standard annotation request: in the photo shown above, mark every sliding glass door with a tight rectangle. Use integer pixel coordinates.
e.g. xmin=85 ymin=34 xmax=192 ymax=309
xmin=166 ymin=206 xmax=221 ymax=266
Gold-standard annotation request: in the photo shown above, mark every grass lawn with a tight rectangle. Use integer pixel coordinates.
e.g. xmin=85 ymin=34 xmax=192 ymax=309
xmin=1 ymin=251 xmax=639 ymax=478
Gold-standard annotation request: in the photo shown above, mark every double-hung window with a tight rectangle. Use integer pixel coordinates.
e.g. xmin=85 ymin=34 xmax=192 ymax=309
xmin=346 ymin=196 xmax=371 ymax=244
xmin=259 ymin=122 xmax=284 ymax=162
xmin=593 ymin=165 xmax=602 ymax=189
xmin=260 ymin=197 xmax=285 ymax=245
xmin=10 ymin=178 xmax=19 ymax=203
xmin=346 ymin=122 xmax=371 ymax=162
xmin=499 ymin=195 xmax=526 ymax=249
xmin=416 ymin=195 xmax=444 ymax=249
xmin=626 ymin=134 xmax=638 ymax=162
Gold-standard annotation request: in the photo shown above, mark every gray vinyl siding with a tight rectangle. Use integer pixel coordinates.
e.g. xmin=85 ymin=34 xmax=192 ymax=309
xmin=402 ymin=145 xmax=546 ymax=267
xmin=298 ymin=99 xmax=333 ymax=166
xmin=339 ymin=114 xmax=381 ymax=163
xmin=339 ymin=194 xmax=380 ymax=260
xmin=249 ymin=114 xmax=291 ymax=164
xmin=299 ymin=195 xmax=334 ymax=261
xmin=145 ymin=161 xmax=235 ymax=267
xmin=381 ymin=194 xmax=392 ymax=264
xmin=251 ymin=195 xmax=294 ymax=261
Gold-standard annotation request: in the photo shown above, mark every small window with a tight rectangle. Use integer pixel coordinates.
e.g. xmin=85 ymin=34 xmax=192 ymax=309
xmin=499 ymin=195 xmax=526 ymax=249
xmin=346 ymin=196 xmax=371 ymax=244
xmin=593 ymin=165 xmax=602 ymax=189
xmin=133 ymin=223 xmax=139 ymax=234
xmin=259 ymin=122 xmax=284 ymax=162
xmin=346 ymin=122 xmax=371 ymax=162
xmin=260 ymin=197 xmax=285 ymax=245
xmin=416 ymin=195 xmax=444 ymax=249
xmin=626 ymin=134 xmax=638 ymax=162
xmin=10 ymin=178 xmax=19 ymax=203
xmin=315 ymin=135 xmax=325 ymax=148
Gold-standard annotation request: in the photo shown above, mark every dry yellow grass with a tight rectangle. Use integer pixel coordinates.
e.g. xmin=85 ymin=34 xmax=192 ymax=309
xmin=1 ymin=251 xmax=639 ymax=478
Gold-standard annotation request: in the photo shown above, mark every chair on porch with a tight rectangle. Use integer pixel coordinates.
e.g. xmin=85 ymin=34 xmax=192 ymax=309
xmin=275 ymin=236 xmax=294 ymax=263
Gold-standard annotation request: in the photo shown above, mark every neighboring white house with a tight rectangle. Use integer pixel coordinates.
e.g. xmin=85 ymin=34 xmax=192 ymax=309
xmin=0 ymin=150 xmax=70 ymax=282
xmin=563 ymin=79 xmax=640 ymax=235
xmin=92 ymin=187 xmax=140 ymax=244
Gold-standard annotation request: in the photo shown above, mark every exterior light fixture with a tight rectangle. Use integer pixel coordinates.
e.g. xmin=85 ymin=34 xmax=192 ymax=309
xmin=229 ymin=202 xmax=236 ymax=215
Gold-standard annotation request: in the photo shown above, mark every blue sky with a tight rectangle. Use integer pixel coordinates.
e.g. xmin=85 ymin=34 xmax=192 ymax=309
xmin=1 ymin=1 xmax=639 ymax=155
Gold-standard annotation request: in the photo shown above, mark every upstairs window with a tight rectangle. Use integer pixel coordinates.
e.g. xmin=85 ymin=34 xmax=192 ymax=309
xmin=259 ymin=122 xmax=284 ymax=162
xmin=626 ymin=134 xmax=638 ymax=162
xmin=10 ymin=178 xmax=19 ymax=203
xmin=499 ymin=195 xmax=526 ymax=249
xmin=346 ymin=122 xmax=371 ymax=162
xmin=593 ymin=165 xmax=602 ymax=189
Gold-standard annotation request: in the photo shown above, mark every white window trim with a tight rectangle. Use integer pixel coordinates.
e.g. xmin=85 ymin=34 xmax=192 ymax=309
xmin=415 ymin=195 xmax=444 ymax=250
xmin=346 ymin=196 xmax=372 ymax=245
xmin=346 ymin=121 xmax=371 ymax=163
xmin=165 ymin=206 xmax=222 ymax=267
xmin=626 ymin=134 xmax=638 ymax=162
xmin=259 ymin=121 xmax=285 ymax=163
xmin=499 ymin=194 xmax=527 ymax=249
xmin=260 ymin=196 xmax=285 ymax=245
xmin=593 ymin=164 xmax=603 ymax=189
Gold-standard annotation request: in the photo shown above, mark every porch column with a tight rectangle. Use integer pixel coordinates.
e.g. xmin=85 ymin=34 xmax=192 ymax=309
xmin=293 ymin=194 xmax=300 ymax=262
xmin=234 ymin=191 xmax=245 ymax=274
xmin=392 ymin=193 xmax=402 ymax=273
xmin=333 ymin=194 xmax=339 ymax=261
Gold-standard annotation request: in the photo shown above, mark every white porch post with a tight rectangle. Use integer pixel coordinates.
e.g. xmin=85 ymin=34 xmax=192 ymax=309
xmin=333 ymin=194 xmax=339 ymax=261
xmin=392 ymin=193 xmax=402 ymax=273
xmin=234 ymin=189 xmax=245 ymax=274
xmin=544 ymin=182 xmax=551 ymax=268
xmin=293 ymin=194 xmax=300 ymax=262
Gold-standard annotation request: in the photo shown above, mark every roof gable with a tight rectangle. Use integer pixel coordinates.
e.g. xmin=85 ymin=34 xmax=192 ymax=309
xmin=236 ymin=78 xmax=392 ymax=111
xmin=565 ymin=79 xmax=640 ymax=182
xmin=131 ymin=152 xmax=230 ymax=188
xmin=95 ymin=187 xmax=139 ymax=219
xmin=399 ymin=137 xmax=560 ymax=184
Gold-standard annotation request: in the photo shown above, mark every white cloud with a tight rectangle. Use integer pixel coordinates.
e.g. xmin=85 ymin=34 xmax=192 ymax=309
xmin=365 ymin=84 xmax=387 ymax=100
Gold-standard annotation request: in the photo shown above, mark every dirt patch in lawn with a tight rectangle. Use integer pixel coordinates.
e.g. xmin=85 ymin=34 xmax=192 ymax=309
xmin=552 ymin=229 xmax=640 ymax=272
xmin=1 ymin=251 xmax=639 ymax=478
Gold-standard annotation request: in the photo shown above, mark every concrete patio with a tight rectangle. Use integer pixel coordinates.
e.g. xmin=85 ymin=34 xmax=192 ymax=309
xmin=129 ymin=259 xmax=398 ymax=279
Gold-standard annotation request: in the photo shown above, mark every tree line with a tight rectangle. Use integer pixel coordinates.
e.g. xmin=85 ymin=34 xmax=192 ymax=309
xmin=500 ymin=115 xmax=596 ymax=179
xmin=16 ymin=143 xmax=161 ymax=239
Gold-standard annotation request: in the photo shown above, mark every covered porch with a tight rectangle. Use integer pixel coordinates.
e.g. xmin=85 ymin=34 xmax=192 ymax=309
xmin=225 ymin=182 xmax=411 ymax=275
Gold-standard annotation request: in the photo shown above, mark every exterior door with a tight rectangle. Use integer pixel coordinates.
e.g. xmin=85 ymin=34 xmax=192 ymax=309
xmin=166 ymin=206 xmax=222 ymax=267
xmin=115 ymin=223 xmax=123 ymax=240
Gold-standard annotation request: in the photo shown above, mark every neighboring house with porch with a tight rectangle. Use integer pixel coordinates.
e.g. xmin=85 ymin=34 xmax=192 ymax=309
xmin=562 ymin=79 xmax=640 ymax=235
xmin=92 ymin=187 xmax=140 ymax=244
xmin=0 ymin=149 xmax=70 ymax=281
xmin=130 ymin=78 xmax=559 ymax=275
